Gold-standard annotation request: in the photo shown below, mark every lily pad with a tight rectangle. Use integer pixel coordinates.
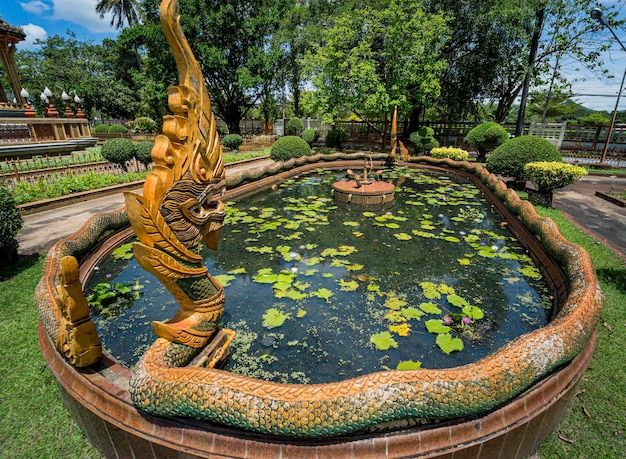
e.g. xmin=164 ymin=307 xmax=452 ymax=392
xmin=339 ymin=279 xmax=359 ymax=292
xmin=214 ymin=274 xmax=236 ymax=287
xmin=396 ymin=360 xmax=422 ymax=370
xmin=419 ymin=302 xmax=442 ymax=314
xmin=401 ymin=306 xmax=425 ymax=320
xmin=370 ymin=331 xmax=398 ymax=351
xmin=425 ymin=319 xmax=451 ymax=334
xmin=262 ymin=308 xmax=290 ymax=328
xmin=311 ymin=288 xmax=333 ymax=302
xmin=112 ymin=242 xmax=134 ymax=260
xmin=389 ymin=323 xmax=411 ymax=336
xmin=462 ymin=305 xmax=484 ymax=320
xmin=436 ymin=333 xmax=464 ymax=354
xmin=447 ymin=294 xmax=470 ymax=308
xmin=394 ymin=232 xmax=412 ymax=241
xmin=385 ymin=296 xmax=407 ymax=310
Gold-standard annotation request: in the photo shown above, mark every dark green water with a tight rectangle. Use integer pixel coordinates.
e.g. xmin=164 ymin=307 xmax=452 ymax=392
xmin=88 ymin=167 xmax=552 ymax=384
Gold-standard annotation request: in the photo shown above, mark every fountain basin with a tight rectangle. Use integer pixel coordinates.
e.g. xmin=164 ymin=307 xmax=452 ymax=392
xmin=333 ymin=179 xmax=395 ymax=205
xmin=36 ymin=153 xmax=603 ymax=457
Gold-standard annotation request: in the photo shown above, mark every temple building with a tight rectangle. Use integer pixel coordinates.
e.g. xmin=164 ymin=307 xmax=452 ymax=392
xmin=0 ymin=15 xmax=26 ymax=110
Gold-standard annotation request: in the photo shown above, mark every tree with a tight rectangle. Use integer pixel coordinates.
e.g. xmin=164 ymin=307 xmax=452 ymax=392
xmin=422 ymin=0 xmax=521 ymax=129
xmin=305 ymin=0 xmax=449 ymax=133
xmin=485 ymin=0 xmax=623 ymax=125
xmin=96 ymin=0 xmax=144 ymax=71
xmin=15 ymin=32 xmax=138 ymax=120
xmin=134 ymin=0 xmax=293 ymax=134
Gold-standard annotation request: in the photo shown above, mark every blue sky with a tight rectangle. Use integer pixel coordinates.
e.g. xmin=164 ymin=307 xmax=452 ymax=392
xmin=0 ymin=0 xmax=625 ymax=112
xmin=0 ymin=1 xmax=118 ymax=48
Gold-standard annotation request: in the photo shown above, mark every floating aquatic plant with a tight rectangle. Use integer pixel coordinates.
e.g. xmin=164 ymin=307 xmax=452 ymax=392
xmin=262 ymin=308 xmax=290 ymax=328
xmin=370 ymin=331 xmax=398 ymax=350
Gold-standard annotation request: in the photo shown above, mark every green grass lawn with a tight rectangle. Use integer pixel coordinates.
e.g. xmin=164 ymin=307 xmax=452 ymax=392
xmin=0 ymin=206 xmax=623 ymax=458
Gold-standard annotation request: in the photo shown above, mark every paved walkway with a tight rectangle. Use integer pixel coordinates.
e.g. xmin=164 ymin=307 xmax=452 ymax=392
xmin=552 ymin=174 xmax=626 ymax=259
xmin=16 ymin=164 xmax=626 ymax=260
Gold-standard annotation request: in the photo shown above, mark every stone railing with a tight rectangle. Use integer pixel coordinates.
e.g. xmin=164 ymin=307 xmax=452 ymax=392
xmin=0 ymin=117 xmax=92 ymax=144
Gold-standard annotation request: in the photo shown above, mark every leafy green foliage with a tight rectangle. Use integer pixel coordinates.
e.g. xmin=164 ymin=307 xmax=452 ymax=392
xmin=286 ymin=117 xmax=304 ymax=135
xmin=324 ymin=128 xmax=348 ymax=150
xmin=262 ymin=307 xmax=290 ymax=328
xmin=222 ymin=134 xmax=244 ymax=152
xmin=270 ymin=136 xmax=312 ymax=161
xmin=486 ymin=135 xmax=562 ymax=182
xmin=101 ymin=138 xmax=136 ymax=171
xmin=93 ymin=124 xmax=110 ymax=133
xmin=396 ymin=360 xmax=422 ymax=370
xmin=578 ymin=113 xmax=610 ymax=126
xmin=370 ymin=331 xmax=398 ymax=350
xmin=464 ymin=122 xmax=509 ymax=160
xmin=524 ymin=162 xmax=587 ymax=193
xmin=300 ymin=129 xmax=319 ymax=146
xmin=134 ymin=141 xmax=154 ymax=167
xmin=305 ymin=0 xmax=449 ymax=122
xmin=132 ymin=117 xmax=157 ymax=133
xmin=436 ymin=333 xmax=464 ymax=354
xmin=429 ymin=146 xmax=469 ymax=161
xmin=0 ymin=187 xmax=23 ymax=263
xmin=10 ymin=171 xmax=146 ymax=205
xmin=87 ymin=280 xmax=143 ymax=317
xmin=108 ymin=123 xmax=129 ymax=134
xmin=410 ymin=126 xmax=439 ymax=154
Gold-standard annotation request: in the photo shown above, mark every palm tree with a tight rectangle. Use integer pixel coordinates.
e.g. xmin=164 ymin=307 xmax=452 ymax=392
xmin=96 ymin=0 xmax=143 ymax=29
xmin=96 ymin=0 xmax=144 ymax=71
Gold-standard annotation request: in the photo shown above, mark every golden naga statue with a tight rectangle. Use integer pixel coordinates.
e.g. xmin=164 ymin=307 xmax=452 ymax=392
xmin=389 ymin=105 xmax=410 ymax=162
xmin=55 ymin=255 xmax=102 ymax=367
xmin=124 ymin=0 xmax=231 ymax=351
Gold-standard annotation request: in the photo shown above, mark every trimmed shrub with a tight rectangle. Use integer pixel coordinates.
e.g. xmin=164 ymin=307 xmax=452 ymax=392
xmin=286 ymin=117 xmax=304 ymax=135
xmin=464 ymin=122 xmax=509 ymax=162
xmin=270 ymin=136 xmax=312 ymax=161
xmin=524 ymin=162 xmax=587 ymax=193
xmin=108 ymin=124 xmax=129 ymax=134
xmin=486 ymin=135 xmax=562 ymax=183
xmin=578 ymin=113 xmax=610 ymax=126
xmin=410 ymin=127 xmax=439 ymax=154
xmin=0 ymin=186 xmax=23 ymax=265
xmin=301 ymin=129 xmax=319 ymax=146
xmin=222 ymin=134 xmax=244 ymax=152
xmin=101 ymin=138 xmax=136 ymax=171
xmin=325 ymin=128 xmax=349 ymax=150
xmin=93 ymin=124 xmax=110 ymax=134
xmin=132 ymin=117 xmax=157 ymax=133
xmin=430 ymin=146 xmax=469 ymax=161
xmin=134 ymin=141 xmax=154 ymax=167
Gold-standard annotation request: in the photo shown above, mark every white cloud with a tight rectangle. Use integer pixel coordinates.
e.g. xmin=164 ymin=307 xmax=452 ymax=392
xmin=50 ymin=0 xmax=117 ymax=34
xmin=19 ymin=1 xmax=52 ymax=16
xmin=19 ymin=23 xmax=48 ymax=50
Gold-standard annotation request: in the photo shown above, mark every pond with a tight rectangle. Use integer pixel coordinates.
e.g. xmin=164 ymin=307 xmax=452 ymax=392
xmin=87 ymin=167 xmax=552 ymax=384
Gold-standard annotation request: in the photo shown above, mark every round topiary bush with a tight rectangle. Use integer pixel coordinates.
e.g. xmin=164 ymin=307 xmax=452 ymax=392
xmin=101 ymin=138 xmax=136 ymax=171
xmin=286 ymin=117 xmax=304 ymax=135
xmin=93 ymin=124 xmax=110 ymax=134
xmin=325 ymin=128 xmax=349 ymax=150
xmin=301 ymin=129 xmax=319 ymax=146
xmin=132 ymin=117 xmax=157 ymax=133
xmin=134 ymin=141 xmax=155 ymax=168
xmin=108 ymin=124 xmax=129 ymax=134
xmin=524 ymin=161 xmax=587 ymax=207
xmin=0 ymin=186 xmax=23 ymax=266
xmin=486 ymin=135 xmax=562 ymax=184
xmin=464 ymin=122 xmax=509 ymax=162
xmin=410 ymin=127 xmax=439 ymax=154
xmin=270 ymin=135 xmax=312 ymax=161
xmin=429 ymin=146 xmax=469 ymax=161
xmin=222 ymin=134 xmax=244 ymax=152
